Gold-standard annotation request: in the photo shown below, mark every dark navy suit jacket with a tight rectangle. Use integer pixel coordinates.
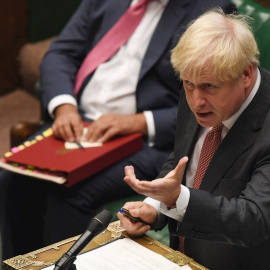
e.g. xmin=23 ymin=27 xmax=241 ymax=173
xmin=40 ymin=0 xmax=235 ymax=150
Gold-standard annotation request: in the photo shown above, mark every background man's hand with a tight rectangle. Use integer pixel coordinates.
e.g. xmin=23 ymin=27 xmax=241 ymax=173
xmin=84 ymin=113 xmax=147 ymax=143
xmin=123 ymin=157 xmax=189 ymax=208
xmin=52 ymin=104 xmax=84 ymax=142
xmin=117 ymin=201 xmax=157 ymax=237
xmin=52 ymin=109 xmax=147 ymax=144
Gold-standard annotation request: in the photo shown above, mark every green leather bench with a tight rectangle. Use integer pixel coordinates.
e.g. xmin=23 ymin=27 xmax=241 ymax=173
xmin=232 ymin=0 xmax=270 ymax=70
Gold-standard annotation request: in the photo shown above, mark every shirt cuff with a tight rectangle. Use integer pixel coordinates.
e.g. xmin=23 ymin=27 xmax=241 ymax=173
xmin=143 ymin=111 xmax=155 ymax=147
xmin=48 ymin=95 xmax=78 ymax=118
xmin=160 ymin=185 xmax=190 ymax=222
xmin=144 ymin=197 xmax=161 ymax=211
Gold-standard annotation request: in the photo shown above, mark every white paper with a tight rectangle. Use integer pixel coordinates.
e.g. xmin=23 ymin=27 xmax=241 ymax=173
xmin=65 ymin=141 xmax=103 ymax=149
xmin=43 ymin=238 xmax=191 ymax=270
xmin=65 ymin=128 xmax=103 ymax=149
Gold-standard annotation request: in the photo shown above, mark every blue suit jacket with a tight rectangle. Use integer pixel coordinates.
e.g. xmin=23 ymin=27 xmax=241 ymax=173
xmin=40 ymin=0 xmax=235 ymax=150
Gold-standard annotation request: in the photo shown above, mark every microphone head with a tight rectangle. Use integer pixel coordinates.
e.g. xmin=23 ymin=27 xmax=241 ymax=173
xmin=92 ymin=209 xmax=113 ymax=229
xmin=94 ymin=209 xmax=113 ymax=227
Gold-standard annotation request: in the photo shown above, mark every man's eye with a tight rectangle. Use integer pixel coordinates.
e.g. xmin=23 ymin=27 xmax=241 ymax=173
xmin=185 ymin=81 xmax=194 ymax=89
xmin=206 ymin=84 xmax=214 ymax=88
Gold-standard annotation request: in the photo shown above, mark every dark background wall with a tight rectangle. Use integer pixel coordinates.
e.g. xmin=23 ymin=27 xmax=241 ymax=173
xmin=0 ymin=0 xmax=82 ymax=156
xmin=0 ymin=0 xmax=82 ymax=96
xmin=0 ymin=0 xmax=28 ymax=96
xmin=27 ymin=0 xmax=82 ymax=42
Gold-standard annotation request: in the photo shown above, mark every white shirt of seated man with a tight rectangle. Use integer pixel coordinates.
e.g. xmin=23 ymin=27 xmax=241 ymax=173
xmin=48 ymin=0 xmax=169 ymax=146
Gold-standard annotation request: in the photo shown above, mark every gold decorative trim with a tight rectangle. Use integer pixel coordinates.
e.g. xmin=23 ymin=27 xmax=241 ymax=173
xmin=164 ymin=251 xmax=193 ymax=266
xmin=143 ymin=234 xmax=173 ymax=252
xmin=107 ymin=220 xmax=126 ymax=240
xmin=91 ymin=220 xmax=126 ymax=246
xmin=3 ymin=236 xmax=80 ymax=270
xmin=3 ymin=221 xmax=209 ymax=270
xmin=189 ymin=261 xmax=210 ymax=270
xmin=25 ymin=236 xmax=80 ymax=258
xmin=4 ymin=255 xmax=53 ymax=270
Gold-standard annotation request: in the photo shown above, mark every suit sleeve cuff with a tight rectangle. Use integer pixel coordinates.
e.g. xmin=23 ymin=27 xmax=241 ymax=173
xmin=48 ymin=95 xmax=78 ymax=118
xmin=143 ymin=197 xmax=166 ymax=230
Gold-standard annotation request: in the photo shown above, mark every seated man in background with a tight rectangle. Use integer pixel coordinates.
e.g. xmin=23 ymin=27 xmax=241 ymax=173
xmin=0 ymin=0 xmax=235 ymax=260
xmin=118 ymin=8 xmax=270 ymax=270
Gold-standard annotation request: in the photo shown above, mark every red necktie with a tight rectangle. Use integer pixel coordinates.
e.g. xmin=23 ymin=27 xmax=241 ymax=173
xmin=179 ymin=123 xmax=223 ymax=253
xmin=75 ymin=0 xmax=152 ymax=94
xmin=192 ymin=123 xmax=223 ymax=189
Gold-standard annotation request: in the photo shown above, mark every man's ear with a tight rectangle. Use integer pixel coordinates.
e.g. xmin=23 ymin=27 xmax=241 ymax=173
xmin=243 ymin=63 xmax=254 ymax=88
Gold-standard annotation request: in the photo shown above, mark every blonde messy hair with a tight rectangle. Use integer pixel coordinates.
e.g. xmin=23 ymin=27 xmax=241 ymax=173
xmin=171 ymin=8 xmax=260 ymax=82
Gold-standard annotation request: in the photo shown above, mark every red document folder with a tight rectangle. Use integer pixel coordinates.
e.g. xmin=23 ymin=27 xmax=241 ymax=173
xmin=0 ymin=131 xmax=143 ymax=187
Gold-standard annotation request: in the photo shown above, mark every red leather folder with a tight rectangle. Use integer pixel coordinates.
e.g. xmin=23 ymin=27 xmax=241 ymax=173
xmin=1 ymin=132 xmax=143 ymax=187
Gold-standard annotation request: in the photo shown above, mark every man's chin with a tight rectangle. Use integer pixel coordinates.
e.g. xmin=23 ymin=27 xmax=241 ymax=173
xmin=194 ymin=110 xmax=224 ymax=126
xmin=195 ymin=116 xmax=216 ymax=127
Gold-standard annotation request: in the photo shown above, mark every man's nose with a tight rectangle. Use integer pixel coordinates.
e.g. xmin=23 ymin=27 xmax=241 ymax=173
xmin=192 ymin=88 xmax=206 ymax=107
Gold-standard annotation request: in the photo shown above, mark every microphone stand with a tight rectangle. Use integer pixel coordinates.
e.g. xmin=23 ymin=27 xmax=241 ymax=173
xmin=54 ymin=210 xmax=113 ymax=270
xmin=68 ymin=264 xmax=77 ymax=270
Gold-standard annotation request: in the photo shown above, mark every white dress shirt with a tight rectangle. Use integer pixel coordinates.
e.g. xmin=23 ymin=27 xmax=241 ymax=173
xmin=146 ymin=69 xmax=261 ymax=222
xmin=48 ymin=0 xmax=169 ymax=145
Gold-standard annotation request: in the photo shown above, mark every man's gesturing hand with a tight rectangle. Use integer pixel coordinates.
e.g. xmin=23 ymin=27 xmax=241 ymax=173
xmin=123 ymin=156 xmax=189 ymax=208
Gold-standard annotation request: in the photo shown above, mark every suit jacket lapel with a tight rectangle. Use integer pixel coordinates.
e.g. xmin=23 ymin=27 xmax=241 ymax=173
xmin=200 ymin=68 xmax=270 ymax=192
xmin=200 ymin=127 xmax=256 ymax=192
xmin=139 ymin=0 xmax=190 ymax=79
xmin=179 ymin=111 xmax=200 ymax=160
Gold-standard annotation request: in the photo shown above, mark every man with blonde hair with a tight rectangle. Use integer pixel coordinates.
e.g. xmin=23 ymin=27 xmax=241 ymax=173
xmin=118 ymin=9 xmax=270 ymax=270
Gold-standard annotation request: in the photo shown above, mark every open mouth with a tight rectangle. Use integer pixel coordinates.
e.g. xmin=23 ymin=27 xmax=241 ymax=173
xmin=196 ymin=112 xmax=212 ymax=118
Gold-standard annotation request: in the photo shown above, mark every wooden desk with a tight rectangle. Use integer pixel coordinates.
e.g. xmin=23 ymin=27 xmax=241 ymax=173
xmin=3 ymin=221 xmax=208 ymax=270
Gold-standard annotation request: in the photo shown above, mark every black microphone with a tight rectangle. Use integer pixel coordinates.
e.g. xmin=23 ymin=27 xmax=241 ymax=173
xmin=54 ymin=210 xmax=113 ymax=270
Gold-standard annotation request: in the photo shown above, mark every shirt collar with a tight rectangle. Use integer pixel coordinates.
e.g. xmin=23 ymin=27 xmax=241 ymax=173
xmin=222 ymin=68 xmax=261 ymax=131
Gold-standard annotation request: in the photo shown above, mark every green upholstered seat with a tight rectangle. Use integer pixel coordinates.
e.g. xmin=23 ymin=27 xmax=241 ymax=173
xmin=232 ymin=0 xmax=270 ymax=71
